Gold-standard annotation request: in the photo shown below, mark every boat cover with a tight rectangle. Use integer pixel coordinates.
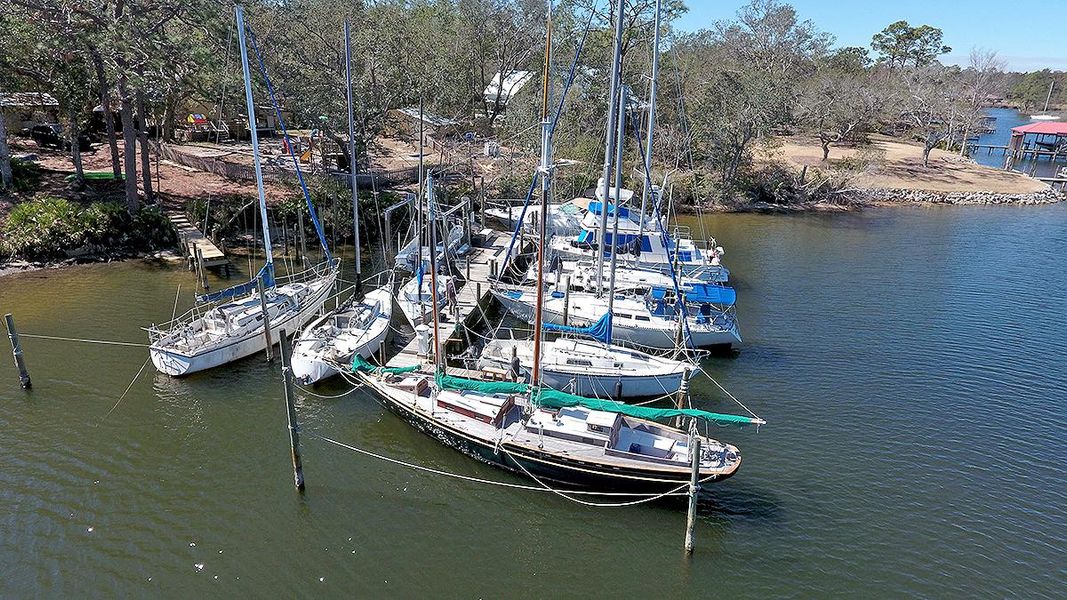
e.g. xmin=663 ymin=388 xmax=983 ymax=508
xmin=197 ymin=263 xmax=274 ymax=303
xmin=434 ymin=371 xmax=761 ymax=426
xmin=651 ymin=284 xmax=736 ymax=306
xmin=543 ymin=312 xmax=612 ymax=344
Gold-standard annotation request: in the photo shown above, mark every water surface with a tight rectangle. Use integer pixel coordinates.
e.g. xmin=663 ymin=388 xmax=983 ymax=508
xmin=1 ymin=205 xmax=1064 ymax=597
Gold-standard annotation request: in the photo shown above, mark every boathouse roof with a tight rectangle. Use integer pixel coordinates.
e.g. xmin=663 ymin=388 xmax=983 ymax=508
xmin=1011 ymin=122 xmax=1067 ymax=136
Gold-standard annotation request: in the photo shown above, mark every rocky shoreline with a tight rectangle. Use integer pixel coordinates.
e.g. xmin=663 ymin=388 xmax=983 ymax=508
xmin=859 ymin=187 xmax=1065 ymax=206
xmin=0 ymin=250 xmax=183 ymax=279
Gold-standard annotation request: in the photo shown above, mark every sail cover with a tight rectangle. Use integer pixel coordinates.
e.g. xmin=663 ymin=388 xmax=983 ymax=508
xmin=352 ymin=355 xmax=419 ymax=375
xmin=197 ymin=263 xmax=274 ymax=303
xmin=434 ymin=371 xmax=761 ymax=426
xmin=543 ymin=312 xmax=612 ymax=344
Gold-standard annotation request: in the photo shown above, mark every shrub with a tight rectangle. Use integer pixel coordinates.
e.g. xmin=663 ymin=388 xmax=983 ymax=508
xmin=0 ymin=196 xmax=176 ymax=260
xmin=10 ymin=159 xmax=42 ymax=193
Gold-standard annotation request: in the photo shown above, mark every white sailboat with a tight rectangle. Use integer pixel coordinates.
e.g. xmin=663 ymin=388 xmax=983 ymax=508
xmin=478 ymin=337 xmax=692 ymax=399
xmin=1030 ymin=82 xmax=1060 ymax=120
xmin=290 ymin=284 xmax=392 ymax=384
xmin=147 ymin=6 xmax=339 ymax=376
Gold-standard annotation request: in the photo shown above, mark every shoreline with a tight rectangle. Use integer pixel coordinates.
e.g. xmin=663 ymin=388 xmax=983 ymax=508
xmin=684 ymin=186 xmax=1064 ymax=214
xmin=3 ymin=187 xmax=1063 ymax=279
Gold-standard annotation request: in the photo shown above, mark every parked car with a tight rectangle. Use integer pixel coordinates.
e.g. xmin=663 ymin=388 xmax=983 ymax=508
xmin=29 ymin=124 xmax=92 ymax=151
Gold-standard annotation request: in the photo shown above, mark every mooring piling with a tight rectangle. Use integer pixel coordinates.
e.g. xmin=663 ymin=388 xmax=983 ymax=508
xmin=257 ymin=277 xmax=274 ymax=362
xmin=278 ymin=333 xmax=305 ymax=491
xmin=4 ymin=314 xmax=31 ymax=389
xmin=685 ymin=429 xmax=701 ymax=554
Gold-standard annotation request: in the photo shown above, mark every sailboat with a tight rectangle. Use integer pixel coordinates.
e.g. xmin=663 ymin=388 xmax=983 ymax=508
xmin=398 ymin=261 xmax=452 ymax=328
xmin=290 ymin=21 xmax=391 ymax=386
xmin=146 ymin=6 xmax=339 ymax=376
xmin=1030 ymin=82 xmax=1060 ymax=121
xmin=357 ymin=5 xmax=761 ymax=492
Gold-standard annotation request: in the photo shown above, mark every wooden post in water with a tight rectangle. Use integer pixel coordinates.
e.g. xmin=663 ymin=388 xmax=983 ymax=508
xmin=684 ymin=429 xmax=701 ymax=555
xmin=278 ymin=333 xmax=305 ymax=492
xmin=4 ymin=314 xmax=31 ymax=389
xmin=257 ymin=277 xmax=274 ymax=362
xmin=674 ymin=369 xmax=691 ymax=428
xmin=195 ymin=246 xmax=209 ymax=290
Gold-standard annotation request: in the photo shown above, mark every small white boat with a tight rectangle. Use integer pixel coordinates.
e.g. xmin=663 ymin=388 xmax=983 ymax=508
xmin=290 ymin=284 xmax=393 ymax=384
xmin=531 ymin=258 xmax=707 ymax=295
xmin=398 ymin=272 xmax=452 ymax=328
xmin=478 ymin=337 xmax=693 ymax=399
xmin=1030 ymin=114 xmax=1060 ymax=121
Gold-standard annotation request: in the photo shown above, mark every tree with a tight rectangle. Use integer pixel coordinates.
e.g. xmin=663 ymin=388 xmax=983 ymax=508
xmin=797 ymin=58 xmax=884 ymax=161
xmin=871 ymin=20 xmax=951 ymax=69
xmin=899 ymin=65 xmax=967 ymax=167
xmin=958 ymin=48 xmax=1005 ymax=156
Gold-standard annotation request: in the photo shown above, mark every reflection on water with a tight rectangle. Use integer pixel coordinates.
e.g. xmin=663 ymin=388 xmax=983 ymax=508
xmin=1 ymin=205 xmax=1065 ymax=597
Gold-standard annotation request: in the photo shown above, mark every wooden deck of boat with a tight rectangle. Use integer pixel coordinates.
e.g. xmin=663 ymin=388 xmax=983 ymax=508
xmin=387 ymin=229 xmax=515 ymax=369
xmin=167 ymin=211 xmax=228 ymax=267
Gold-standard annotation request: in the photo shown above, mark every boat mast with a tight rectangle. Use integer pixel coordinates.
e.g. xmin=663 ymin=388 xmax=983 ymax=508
xmin=596 ymin=0 xmax=626 ymax=297
xmin=344 ymin=20 xmax=361 ymax=295
xmin=235 ymin=5 xmax=273 ymax=282
xmin=417 ymin=99 xmax=425 ymax=306
xmin=531 ymin=1 xmax=554 ymax=387
xmin=1044 ymin=81 xmax=1055 ymax=112
xmin=605 ymin=85 xmax=626 ymax=339
xmin=427 ymin=173 xmax=443 ymax=372
xmin=636 ymin=0 xmax=661 ymax=251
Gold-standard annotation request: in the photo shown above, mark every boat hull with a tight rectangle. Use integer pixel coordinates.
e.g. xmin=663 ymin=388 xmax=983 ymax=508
xmin=291 ymin=288 xmax=393 ymax=385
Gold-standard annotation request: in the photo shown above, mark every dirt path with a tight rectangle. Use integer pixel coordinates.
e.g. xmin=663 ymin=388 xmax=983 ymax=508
xmin=762 ymin=134 xmax=1049 ymax=194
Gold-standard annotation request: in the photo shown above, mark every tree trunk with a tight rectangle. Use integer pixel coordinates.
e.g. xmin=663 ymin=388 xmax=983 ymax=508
xmin=922 ymin=142 xmax=933 ymax=168
xmin=70 ymin=109 xmax=84 ymax=187
xmin=959 ymin=123 xmax=971 ymax=157
xmin=821 ymin=135 xmax=831 ymax=162
xmin=117 ymin=76 xmax=139 ymax=214
xmin=91 ymin=49 xmax=122 ymax=178
xmin=0 ymin=104 xmax=12 ymax=189
xmin=135 ymin=87 xmax=153 ymax=201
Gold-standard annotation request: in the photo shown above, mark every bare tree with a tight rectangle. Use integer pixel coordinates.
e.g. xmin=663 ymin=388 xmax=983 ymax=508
xmin=958 ymin=48 xmax=1006 ymax=156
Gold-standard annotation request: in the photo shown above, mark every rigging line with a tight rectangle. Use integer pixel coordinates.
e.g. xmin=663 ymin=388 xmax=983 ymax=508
xmin=105 ymin=357 xmax=151 ymax=417
xmin=18 ymin=334 xmax=149 ymax=348
xmin=294 ymin=383 xmax=359 ymax=399
xmin=701 ymin=370 xmax=763 ymax=421
xmin=244 ymin=22 xmax=332 ymax=262
xmin=311 ymin=433 xmax=686 ymax=499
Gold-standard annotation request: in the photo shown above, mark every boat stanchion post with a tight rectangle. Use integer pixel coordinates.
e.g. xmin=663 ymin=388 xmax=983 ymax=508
xmin=4 ymin=313 xmax=31 ymax=389
xmin=562 ymin=275 xmax=571 ymax=326
xmin=257 ymin=277 xmax=274 ymax=362
xmin=278 ymin=333 xmax=305 ymax=492
xmin=684 ymin=426 xmax=701 ymax=555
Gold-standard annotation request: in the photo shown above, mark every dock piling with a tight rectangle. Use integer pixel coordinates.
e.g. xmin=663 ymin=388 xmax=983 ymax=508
xmin=278 ymin=333 xmax=305 ymax=492
xmin=684 ymin=429 xmax=701 ymax=554
xmin=257 ymin=277 xmax=274 ymax=362
xmin=674 ymin=369 xmax=691 ymax=428
xmin=4 ymin=314 xmax=31 ymax=389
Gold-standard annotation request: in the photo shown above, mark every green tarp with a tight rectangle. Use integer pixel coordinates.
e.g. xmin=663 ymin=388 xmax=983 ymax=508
xmin=352 ymin=354 xmax=420 ymax=375
xmin=433 ymin=371 xmax=761 ymax=426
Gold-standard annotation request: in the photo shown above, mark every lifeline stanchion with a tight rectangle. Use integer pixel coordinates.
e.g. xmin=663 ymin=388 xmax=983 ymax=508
xmin=4 ymin=314 xmax=31 ymax=389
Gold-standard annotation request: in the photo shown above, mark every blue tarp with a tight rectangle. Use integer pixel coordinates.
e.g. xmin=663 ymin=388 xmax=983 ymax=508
xmin=587 ymin=201 xmax=629 ymax=219
xmin=197 ymin=263 xmax=274 ymax=304
xmin=543 ymin=312 xmax=612 ymax=344
xmin=651 ymin=284 xmax=736 ymax=306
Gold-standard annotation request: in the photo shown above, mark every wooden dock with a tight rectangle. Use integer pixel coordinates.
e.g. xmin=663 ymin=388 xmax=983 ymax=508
xmin=386 ymin=229 xmax=518 ymax=369
xmin=167 ymin=211 xmax=228 ymax=267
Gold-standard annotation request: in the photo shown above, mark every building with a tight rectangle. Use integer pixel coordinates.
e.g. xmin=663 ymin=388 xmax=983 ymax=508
xmin=0 ymin=92 xmax=60 ymax=132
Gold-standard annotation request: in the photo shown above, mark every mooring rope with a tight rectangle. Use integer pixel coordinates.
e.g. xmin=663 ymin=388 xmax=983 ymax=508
xmin=19 ymin=333 xmax=148 ymax=348
xmin=311 ymin=433 xmax=689 ymax=503
xmin=105 ymin=357 xmax=152 ymax=417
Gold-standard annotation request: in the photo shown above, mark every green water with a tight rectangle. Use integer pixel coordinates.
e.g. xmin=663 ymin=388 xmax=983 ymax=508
xmin=1 ymin=205 xmax=1065 ymax=597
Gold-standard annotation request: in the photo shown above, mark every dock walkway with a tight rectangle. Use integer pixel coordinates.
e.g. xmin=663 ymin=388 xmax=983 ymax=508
xmin=167 ymin=211 xmax=228 ymax=267
xmin=386 ymin=229 xmax=517 ymax=369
